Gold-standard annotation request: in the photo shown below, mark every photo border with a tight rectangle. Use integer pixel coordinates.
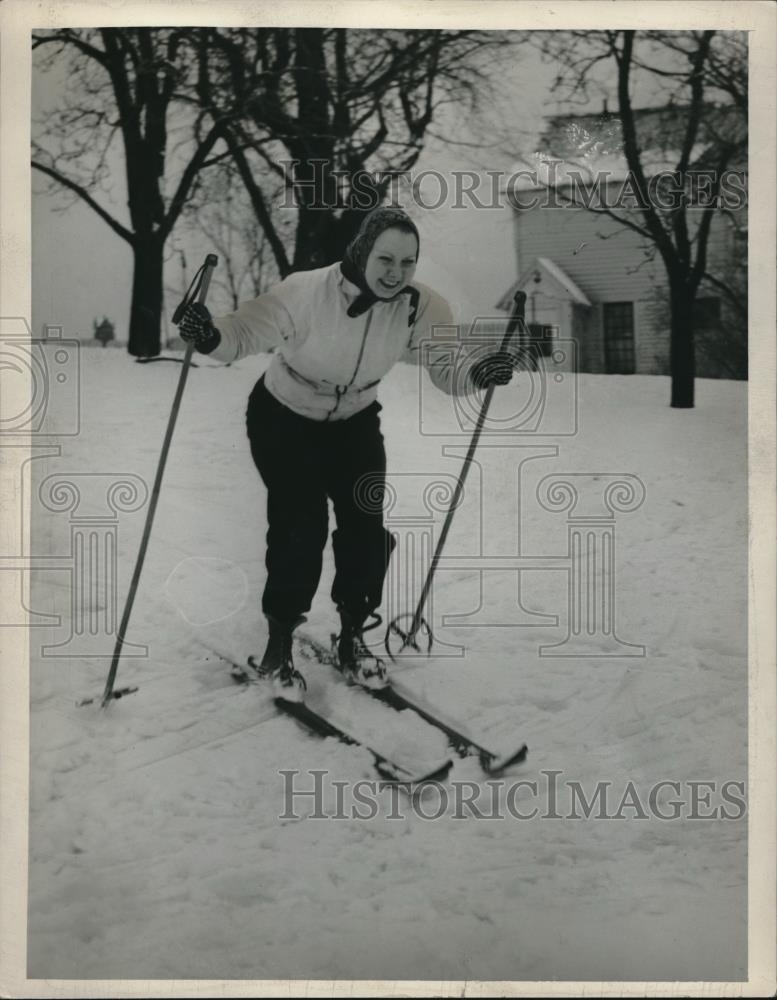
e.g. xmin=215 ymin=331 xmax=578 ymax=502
xmin=1 ymin=1 xmax=774 ymax=996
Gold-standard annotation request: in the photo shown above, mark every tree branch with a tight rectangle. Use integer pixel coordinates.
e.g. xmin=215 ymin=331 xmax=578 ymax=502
xmin=223 ymin=129 xmax=290 ymax=277
xmin=615 ymin=32 xmax=677 ymax=267
xmin=160 ymin=122 xmax=226 ymax=240
xmin=701 ymin=269 xmax=746 ymax=316
xmin=32 ymin=29 xmax=110 ymax=69
xmin=31 ymin=160 xmax=134 ymax=244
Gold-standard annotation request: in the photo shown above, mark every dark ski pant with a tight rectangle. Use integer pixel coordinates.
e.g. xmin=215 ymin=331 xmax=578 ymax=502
xmin=246 ymin=377 xmax=396 ymax=625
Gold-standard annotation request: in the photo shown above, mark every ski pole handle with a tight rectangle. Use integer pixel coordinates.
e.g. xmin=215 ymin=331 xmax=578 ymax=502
xmin=181 ymin=253 xmax=218 ymax=363
xmin=500 ymin=290 xmax=526 ymax=351
xmin=196 ymin=253 xmax=218 ymax=305
xmin=172 ymin=252 xmax=218 ymax=325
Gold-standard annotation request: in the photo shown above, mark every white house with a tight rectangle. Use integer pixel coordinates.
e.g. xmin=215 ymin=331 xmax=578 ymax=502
xmin=498 ymin=104 xmax=747 ymax=378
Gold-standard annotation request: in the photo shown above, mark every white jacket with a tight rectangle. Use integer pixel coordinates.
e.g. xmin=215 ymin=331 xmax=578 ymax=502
xmin=211 ymin=263 xmax=471 ymax=421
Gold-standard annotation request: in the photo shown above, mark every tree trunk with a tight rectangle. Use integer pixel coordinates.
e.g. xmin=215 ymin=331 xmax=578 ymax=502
xmin=127 ymin=236 xmax=164 ymax=357
xmin=292 ymin=202 xmax=344 ymax=271
xmin=292 ymin=195 xmax=379 ymax=272
xmin=669 ymin=280 xmax=696 ymax=408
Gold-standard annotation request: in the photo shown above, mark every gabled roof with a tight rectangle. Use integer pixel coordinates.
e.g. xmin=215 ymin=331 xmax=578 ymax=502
xmin=496 ymin=257 xmax=592 ymax=310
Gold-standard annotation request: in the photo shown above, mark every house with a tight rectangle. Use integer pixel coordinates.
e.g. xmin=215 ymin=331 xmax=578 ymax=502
xmin=498 ymin=104 xmax=747 ymax=378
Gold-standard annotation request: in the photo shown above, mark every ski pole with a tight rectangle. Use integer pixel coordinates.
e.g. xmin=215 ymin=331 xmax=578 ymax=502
xmin=385 ymin=290 xmax=527 ymax=659
xmin=99 ymin=253 xmax=218 ymax=708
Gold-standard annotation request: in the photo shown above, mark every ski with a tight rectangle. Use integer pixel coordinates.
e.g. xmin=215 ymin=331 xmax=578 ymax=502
xmin=210 ymin=649 xmax=453 ymax=786
xmin=273 ymin=697 xmax=453 ymax=785
xmin=370 ymin=684 xmax=528 ymax=774
xmin=297 ymin=633 xmax=528 ymax=775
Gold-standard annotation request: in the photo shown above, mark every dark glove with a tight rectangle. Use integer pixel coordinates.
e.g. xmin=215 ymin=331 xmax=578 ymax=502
xmin=469 ymin=351 xmax=518 ymax=389
xmin=178 ymin=302 xmax=221 ymax=354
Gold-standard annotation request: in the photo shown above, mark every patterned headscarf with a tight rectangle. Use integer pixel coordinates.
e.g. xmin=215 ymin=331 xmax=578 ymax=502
xmin=340 ymin=208 xmax=420 ymax=318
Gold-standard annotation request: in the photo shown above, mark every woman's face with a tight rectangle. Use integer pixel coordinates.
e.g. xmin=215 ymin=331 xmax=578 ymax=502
xmin=363 ymin=228 xmax=419 ymax=298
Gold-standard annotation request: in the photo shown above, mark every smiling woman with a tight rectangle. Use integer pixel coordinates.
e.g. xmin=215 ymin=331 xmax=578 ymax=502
xmin=177 ymin=207 xmax=519 ymax=701
xmin=364 ymin=230 xmax=419 ymax=297
xmin=340 ymin=209 xmax=420 ymax=312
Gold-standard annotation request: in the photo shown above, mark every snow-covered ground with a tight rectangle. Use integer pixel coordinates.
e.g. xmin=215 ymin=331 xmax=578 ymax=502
xmin=26 ymin=349 xmax=747 ymax=982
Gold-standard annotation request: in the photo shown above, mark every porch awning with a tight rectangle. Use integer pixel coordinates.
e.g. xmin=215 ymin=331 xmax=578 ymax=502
xmin=496 ymin=256 xmax=592 ymax=310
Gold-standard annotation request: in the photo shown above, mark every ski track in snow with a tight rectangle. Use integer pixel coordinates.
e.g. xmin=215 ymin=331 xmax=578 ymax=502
xmin=27 ymin=352 xmax=747 ymax=981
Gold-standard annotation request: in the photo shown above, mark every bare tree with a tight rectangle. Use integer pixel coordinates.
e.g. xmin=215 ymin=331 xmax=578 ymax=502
xmin=32 ymin=28 xmax=232 ymax=357
xmin=193 ymin=28 xmax=518 ymax=274
xmin=33 ymin=27 xmax=520 ymax=352
xmin=536 ymin=30 xmax=747 ymax=407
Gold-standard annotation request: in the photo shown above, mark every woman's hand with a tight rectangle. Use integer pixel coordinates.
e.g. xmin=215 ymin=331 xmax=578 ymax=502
xmin=179 ymin=302 xmax=220 ymax=353
xmin=469 ymin=351 xmax=520 ymax=388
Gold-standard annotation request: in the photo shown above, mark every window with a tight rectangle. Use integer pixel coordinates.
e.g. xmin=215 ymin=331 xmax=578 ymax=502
xmin=603 ymin=302 xmax=635 ymax=374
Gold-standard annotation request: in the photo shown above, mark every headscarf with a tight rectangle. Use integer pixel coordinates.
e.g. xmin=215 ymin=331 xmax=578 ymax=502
xmin=340 ymin=207 xmax=420 ymax=318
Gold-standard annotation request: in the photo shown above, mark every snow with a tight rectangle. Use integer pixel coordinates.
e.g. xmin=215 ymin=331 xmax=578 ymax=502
xmin=27 ymin=349 xmax=747 ymax=982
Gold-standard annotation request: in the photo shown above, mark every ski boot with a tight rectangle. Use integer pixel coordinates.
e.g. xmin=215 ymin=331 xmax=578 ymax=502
xmin=248 ymin=614 xmax=308 ymax=702
xmin=335 ymin=608 xmax=389 ymax=690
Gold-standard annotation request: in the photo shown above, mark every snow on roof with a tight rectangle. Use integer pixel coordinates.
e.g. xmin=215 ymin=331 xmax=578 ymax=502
xmin=504 ymin=104 xmax=745 ymax=193
xmin=534 ymin=257 xmax=592 ymax=306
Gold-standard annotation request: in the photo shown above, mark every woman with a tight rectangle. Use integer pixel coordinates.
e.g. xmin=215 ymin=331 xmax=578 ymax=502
xmin=180 ymin=207 xmax=514 ymax=700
